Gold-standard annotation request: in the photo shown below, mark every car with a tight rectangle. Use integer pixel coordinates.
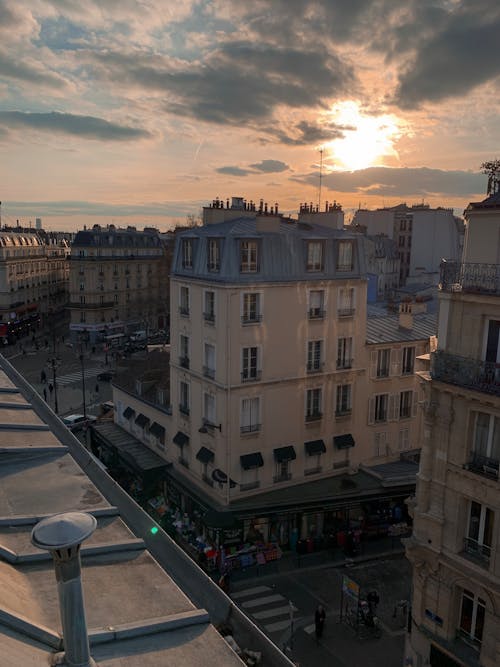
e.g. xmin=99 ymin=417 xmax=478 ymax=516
xmin=62 ymin=414 xmax=96 ymax=431
xmin=97 ymin=371 xmax=114 ymax=382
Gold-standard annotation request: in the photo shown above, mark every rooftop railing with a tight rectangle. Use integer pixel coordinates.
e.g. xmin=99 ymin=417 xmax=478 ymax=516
xmin=440 ymin=259 xmax=500 ymax=295
xmin=431 ymin=350 xmax=500 ymax=396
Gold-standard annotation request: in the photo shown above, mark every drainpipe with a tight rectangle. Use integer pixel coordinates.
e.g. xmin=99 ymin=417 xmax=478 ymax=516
xmin=31 ymin=511 xmax=97 ymax=667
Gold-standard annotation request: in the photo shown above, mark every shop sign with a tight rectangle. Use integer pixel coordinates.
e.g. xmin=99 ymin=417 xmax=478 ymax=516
xmin=223 ymin=527 xmax=244 ymax=546
xmin=342 ymin=574 xmax=360 ymax=602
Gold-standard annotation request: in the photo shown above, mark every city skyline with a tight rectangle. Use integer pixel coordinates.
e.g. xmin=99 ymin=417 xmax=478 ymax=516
xmin=0 ymin=0 xmax=498 ymax=230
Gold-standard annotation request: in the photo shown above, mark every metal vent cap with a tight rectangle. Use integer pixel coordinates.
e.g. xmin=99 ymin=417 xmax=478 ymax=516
xmin=31 ymin=511 xmax=97 ymax=551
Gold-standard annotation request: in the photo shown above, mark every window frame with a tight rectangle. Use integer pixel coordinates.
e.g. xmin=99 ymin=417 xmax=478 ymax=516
xmin=207 ymin=239 xmax=220 ymax=272
xmin=240 ymin=240 xmax=259 ymax=273
xmin=306 ymin=241 xmax=324 ymax=272
xmin=337 ymin=241 xmax=353 ymax=271
xmin=182 ymin=239 xmax=193 ymax=269
xmin=240 ymin=396 xmax=261 ymax=433
xmin=305 ymin=387 xmax=323 ymax=421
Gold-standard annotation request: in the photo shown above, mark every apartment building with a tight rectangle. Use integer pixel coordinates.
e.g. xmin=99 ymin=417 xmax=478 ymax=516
xmin=405 ymin=179 xmax=500 ymax=667
xmin=68 ymin=224 xmax=169 ymax=343
xmin=351 ymin=204 xmax=463 ymax=286
xmin=0 ymin=231 xmax=69 ymax=343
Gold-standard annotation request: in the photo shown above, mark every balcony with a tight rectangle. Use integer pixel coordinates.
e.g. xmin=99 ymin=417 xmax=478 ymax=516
xmin=431 ymin=350 xmax=500 ymax=396
xmin=336 ymin=359 xmax=353 ymax=370
xmin=440 ymin=259 xmax=500 ymax=295
xmin=179 ymin=306 xmax=190 ymax=317
xmin=240 ymin=423 xmax=260 ymax=435
xmin=203 ymin=311 xmax=215 ymax=323
xmin=241 ymin=314 xmax=262 ymax=325
xmin=308 ymin=308 xmax=325 ymax=320
xmin=335 ymin=408 xmax=352 ymax=418
xmin=337 ymin=307 xmax=355 ymax=318
xmin=464 ymin=453 xmax=499 ymax=480
xmin=307 ymin=362 xmax=324 ymax=374
xmin=305 ymin=412 xmax=322 ymax=423
xmin=179 ymin=404 xmax=190 ymax=417
xmin=179 ymin=356 xmax=190 ymax=369
xmin=241 ymin=371 xmax=261 ymax=383
xmin=304 ymin=465 xmax=322 ymax=476
xmin=69 ymin=301 xmax=114 ymax=309
xmin=462 ymin=537 xmax=491 ymax=566
xmin=203 ymin=366 xmax=215 ymax=379
xmin=273 ymin=473 xmax=292 ymax=483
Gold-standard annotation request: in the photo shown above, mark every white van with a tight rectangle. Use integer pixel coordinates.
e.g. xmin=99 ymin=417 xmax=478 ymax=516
xmin=130 ymin=330 xmax=147 ymax=343
xmin=62 ymin=414 xmax=96 ymax=431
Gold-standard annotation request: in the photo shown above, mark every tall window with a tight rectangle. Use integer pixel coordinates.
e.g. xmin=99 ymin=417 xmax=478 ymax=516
xmin=399 ymin=390 xmax=413 ymax=419
xmin=308 ymin=290 xmax=325 ymax=319
xmin=459 ymin=589 xmax=486 ymax=645
xmin=179 ymin=381 xmax=190 ymax=415
xmin=473 ymin=412 xmax=500 ymax=462
xmin=336 ymin=384 xmax=352 ymax=416
xmin=180 ymin=335 xmax=189 ymax=368
xmin=182 ymin=239 xmax=193 ymax=269
xmin=307 ymin=340 xmax=323 ymax=372
xmin=485 ymin=320 xmax=500 ymax=363
xmin=369 ymin=394 xmax=388 ymax=423
xmin=203 ymin=392 xmax=216 ymax=426
xmin=398 ymin=428 xmax=410 ymax=450
xmin=204 ymin=343 xmax=215 ymax=379
xmin=180 ymin=286 xmax=190 ymax=316
xmin=338 ymin=287 xmax=355 ymax=316
xmin=306 ymin=388 xmax=322 ymax=420
xmin=242 ymin=347 xmax=259 ymax=381
xmin=306 ymin=241 xmax=323 ymax=271
xmin=204 ymin=290 xmax=215 ymax=323
xmin=402 ymin=346 xmax=415 ymax=374
xmin=374 ymin=432 xmax=387 ymax=457
xmin=466 ymin=501 xmax=494 ymax=562
xmin=337 ymin=241 xmax=353 ymax=271
xmin=207 ymin=239 xmax=220 ymax=272
xmin=337 ymin=337 xmax=353 ymax=369
xmin=242 ymin=292 xmax=260 ymax=323
xmin=376 ymin=349 xmax=390 ymax=377
xmin=241 ymin=397 xmax=260 ymax=433
xmin=240 ymin=240 xmax=258 ymax=272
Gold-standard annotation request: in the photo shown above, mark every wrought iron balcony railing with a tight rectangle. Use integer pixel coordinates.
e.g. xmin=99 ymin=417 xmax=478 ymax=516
xmin=431 ymin=350 xmax=500 ymax=396
xmin=463 ymin=537 xmax=491 ymax=564
xmin=440 ymin=259 xmax=500 ymax=295
xmin=464 ymin=453 xmax=499 ymax=480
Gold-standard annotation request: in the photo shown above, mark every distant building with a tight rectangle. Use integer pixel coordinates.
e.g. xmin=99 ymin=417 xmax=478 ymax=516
xmin=68 ymin=224 xmax=170 ymax=343
xmin=351 ymin=203 xmax=463 ymax=286
xmin=361 ymin=234 xmax=400 ymax=301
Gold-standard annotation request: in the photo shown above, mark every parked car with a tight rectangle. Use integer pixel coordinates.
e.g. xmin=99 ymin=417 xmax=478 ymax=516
xmin=97 ymin=371 xmax=114 ymax=382
xmin=62 ymin=414 xmax=96 ymax=431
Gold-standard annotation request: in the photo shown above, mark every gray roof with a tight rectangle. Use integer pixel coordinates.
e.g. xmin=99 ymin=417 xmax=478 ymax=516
xmin=73 ymin=226 xmax=162 ymax=248
xmin=366 ymin=312 xmax=437 ymax=344
xmin=360 ymin=460 xmax=419 ymax=487
xmin=173 ymin=217 xmax=367 ymax=283
xmin=0 ymin=358 xmax=290 ymax=667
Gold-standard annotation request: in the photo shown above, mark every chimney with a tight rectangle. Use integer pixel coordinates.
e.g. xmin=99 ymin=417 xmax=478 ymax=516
xmin=31 ymin=512 xmax=97 ymax=667
xmin=399 ymin=300 xmax=413 ymax=330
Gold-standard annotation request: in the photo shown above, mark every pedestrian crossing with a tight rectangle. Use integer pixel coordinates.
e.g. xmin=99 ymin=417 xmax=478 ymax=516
xmin=232 ymin=585 xmax=299 ymax=635
xmin=53 ymin=367 xmax=102 ymax=387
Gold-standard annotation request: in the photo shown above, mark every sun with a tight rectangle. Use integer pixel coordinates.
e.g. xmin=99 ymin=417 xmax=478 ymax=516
xmin=325 ymin=101 xmax=402 ymax=171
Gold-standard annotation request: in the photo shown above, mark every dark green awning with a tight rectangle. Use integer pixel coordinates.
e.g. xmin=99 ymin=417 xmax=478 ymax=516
xmin=173 ymin=431 xmax=189 ymax=446
xmin=135 ymin=413 xmax=149 ymax=428
xmin=196 ymin=446 xmax=214 ymax=464
xmin=240 ymin=452 xmax=264 ymax=470
xmin=123 ymin=406 xmax=135 ymax=419
xmin=273 ymin=445 xmax=296 ymax=463
xmin=334 ymin=434 xmax=355 ymax=449
xmin=150 ymin=422 xmax=165 ymax=438
xmin=305 ymin=440 xmax=326 ymax=456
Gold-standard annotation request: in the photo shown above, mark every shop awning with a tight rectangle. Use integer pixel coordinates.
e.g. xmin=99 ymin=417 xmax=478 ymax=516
xmin=149 ymin=422 xmax=165 ymax=438
xmin=196 ymin=446 xmax=214 ymax=464
xmin=305 ymin=439 xmax=326 ymax=456
xmin=123 ymin=406 xmax=135 ymax=420
xmin=334 ymin=434 xmax=355 ymax=449
xmin=173 ymin=431 xmax=189 ymax=446
xmin=240 ymin=452 xmax=264 ymax=470
xmin=273 ymin=445 xmax=296 ymax=463
xmin=135 ymin=413 xmax=149 ymax=428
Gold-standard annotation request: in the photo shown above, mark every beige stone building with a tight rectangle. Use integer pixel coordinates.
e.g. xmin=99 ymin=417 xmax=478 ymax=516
xmin=405 ymin=180 xmax=500 ymax=667
xmin=68 ymin=224 xmax=169 ymax=343
xmin=0 ymin=231 xmax=69 ymax=342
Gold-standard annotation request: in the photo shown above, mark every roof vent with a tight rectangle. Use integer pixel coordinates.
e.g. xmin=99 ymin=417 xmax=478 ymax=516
xmin=31 ymin=512 xmax=98 ymax=667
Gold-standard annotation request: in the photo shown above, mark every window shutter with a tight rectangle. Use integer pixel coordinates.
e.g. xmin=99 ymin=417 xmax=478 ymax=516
xmin=412 ymin=390 xmax=418 ymax=417
xmin=370 ymin=351 xmax=377 ymax=378
xmin=389 ymin=393 xmax=399 ymax=421
xmin=390 ymin=348 xmax=402 ymax=376
xmin=368 ymin=397 xmax=375 ymax=425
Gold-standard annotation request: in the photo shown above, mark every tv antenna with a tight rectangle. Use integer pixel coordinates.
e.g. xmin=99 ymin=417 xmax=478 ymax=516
xmin=318 ymin=147 xmax=324 ymax=211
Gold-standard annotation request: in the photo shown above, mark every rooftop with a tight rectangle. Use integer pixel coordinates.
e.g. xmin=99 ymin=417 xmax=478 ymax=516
xmin=366 ymin=310 xmax=438 ymax=344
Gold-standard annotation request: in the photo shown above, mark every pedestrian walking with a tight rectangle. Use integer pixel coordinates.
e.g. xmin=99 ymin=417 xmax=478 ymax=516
xmin=315 ymin=605 xmax=326 ymax=641
xmin=48 ymin=383 xmax=53 ymax=395
xmin=40 ymin=369 xmax=47 ymax=384
xmin=95 ymin=383 xmax=99 ymax=394
xmin=43 ymin=387 xmax=47 ymax=401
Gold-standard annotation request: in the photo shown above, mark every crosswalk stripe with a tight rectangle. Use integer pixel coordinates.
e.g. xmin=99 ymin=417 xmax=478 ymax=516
xmin=241 ymin=594 xmax=285 ymax=609
xmin=264 ymin=619 xmax=294 ymax=633
xmin=253 ymin=605 xmax=297 ymax=620
xmin=303 ymin=623 xmax=315 ymax=635
xmin=56 ymin=368 xmax=102 ymax=386
xmin=232 ymin=586 xmax=271 ymax=600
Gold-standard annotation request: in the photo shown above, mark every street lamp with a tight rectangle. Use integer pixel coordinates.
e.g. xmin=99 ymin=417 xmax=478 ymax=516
xmin=51 ymin=357 xmax=59 ymax=414
xmin=80 ymin=353 xmax=87 ymax=420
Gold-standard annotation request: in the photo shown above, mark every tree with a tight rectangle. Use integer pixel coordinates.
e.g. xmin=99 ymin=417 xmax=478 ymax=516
xmin=481 ymin=160 xmax=500 ymax=195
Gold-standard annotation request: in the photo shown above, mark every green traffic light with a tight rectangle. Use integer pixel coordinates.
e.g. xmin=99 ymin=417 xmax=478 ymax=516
xmin=150 ymin=526 xmax=159 ymax=535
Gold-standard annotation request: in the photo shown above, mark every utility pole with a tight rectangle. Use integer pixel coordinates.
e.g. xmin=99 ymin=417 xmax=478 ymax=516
xmin=80 ymin=353 xmax=87 ymax=419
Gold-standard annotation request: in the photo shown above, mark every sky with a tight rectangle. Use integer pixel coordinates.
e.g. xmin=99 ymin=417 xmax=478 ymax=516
xmin=1 ymin=0 xmax=499 ymax=231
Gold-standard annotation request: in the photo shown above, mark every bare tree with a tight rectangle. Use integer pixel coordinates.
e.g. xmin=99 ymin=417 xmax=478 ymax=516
xmin=481 ymin=160 xmax=500 ymax=195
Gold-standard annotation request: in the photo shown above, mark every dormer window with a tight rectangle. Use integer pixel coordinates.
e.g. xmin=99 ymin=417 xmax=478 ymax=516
xmin=207 ymin=239 xmax=220 ymax=272
xmin=240 ymin=240 xmax=258 ymax=273
xmin=337 ymin=241 xmax=353 ymax=271
xmin=307 ymin=241 xmax=324 ymax=272
xmin=182 ymin=239 xmax=193 ymax=269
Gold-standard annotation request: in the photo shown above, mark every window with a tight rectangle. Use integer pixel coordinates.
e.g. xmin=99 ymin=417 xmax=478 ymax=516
xmin=203 ymin=392 xmax=216 ymax=426
xmin=376 ymin=349 xmax=390 ymax=378
xmin=240 ymin=240 xmax=258 ymax=272
xmin=473 ymin=412 xmax=500 ymax=463
xmin=306 ymin=241 xmax=323 ymax=271
xmin=80 ymin=295 xmax=85 ymax=304
xmin=459 ymin=589 xmax=486 ymax=646
xmin=182 ymin=239 xmax=193 ymax=269
xmin=402 ymin=346 xmax=415 ymax=374
xmin=307 ymin=340 xmax=323 ymax=372
xmin=399 ymin=390 xmax=413 ymax=419
xmin=179 ymin=335 xmax=189 ymax=368
xmin=399 ymin=235 xmax=405 ymax=247
xmin=398 ymin=428 xmax=410 ymax=450
xmin=242 ymin=292 xmax=261 ymax=323
xmin=275 ymin=459 xmax=291 ymax=482
xmin=180 ymin=286 xmax=189 ymax=316
xmin=369 ymin=393 xmax=388 ymax=423
xmin=306 ymin=387 xmax=322 ymax=421
xmin=204 ymin=343 xmax=216 ymax=379
xmin=308 ymin=290 xmax=325 ymax=319
xmin=465 ymin=501 xmax=494 ymax=562
xmin=241 ymin=397 xmax=260 ymax=433
xmin=79 ymin=282 xmax=85 ymax=291
xmin=337 ymin=337 xmax=353 ymax=369
xmin=179 ymin=381 xmax=190 ymax=415
xmin=373 ymin=432 xmax=387 ymax=457
xmin=204 ymin=290 xmax=215 ymax=323
xmin=338 ymin=287 xmax=355 ymax=316
xmin=207 ymin=239 xmax=220 ymax=272
xmin=242 ymin=346 xmax=259 ymax=381
xmin=337 ymin=241 xmax=353 ymax=271
xmin=336 ymin=384 xmax=352 ymax=416
xmin=400 ymin=220 xmax=406 ymax=231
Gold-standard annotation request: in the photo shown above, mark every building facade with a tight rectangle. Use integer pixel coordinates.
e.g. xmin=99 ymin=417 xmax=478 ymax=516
xmin=68 ymin=224 xmax=169 ymax=343
xmin=405 ymin=182 xmax=500 ymax=667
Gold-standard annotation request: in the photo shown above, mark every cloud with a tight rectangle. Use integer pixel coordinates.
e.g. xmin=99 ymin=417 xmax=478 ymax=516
xmin=0 ymin=111 xmax=151 ymax=141
xmin=249 ymin=160 xmax=289 ymax=173
xmin=3 ymin=199 xmax=203 ymax=218
xmin=216 ymin=166 xmax=253 ymax=176
xmin=292 ymin=166 xmax=486 ymax=198
xmin=0 ymin=50 xmax=67 ymax=88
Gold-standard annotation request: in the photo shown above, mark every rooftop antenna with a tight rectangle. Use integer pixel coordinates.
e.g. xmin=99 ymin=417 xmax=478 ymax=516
xmin=318 ymin=147 xmax=324 ymax=211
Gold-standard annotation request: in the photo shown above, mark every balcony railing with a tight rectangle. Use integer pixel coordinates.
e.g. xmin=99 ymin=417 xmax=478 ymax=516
xmin=464 ymin=453 xmax=499 ymax=480
xmin=179 ymin=404 xmax=190 ymax=416
xmin=241 ymin=371 xmax=261 ymax=382
xmin=304 ymin=466 xmax=322 ymax=476
xmin=463 ymin=537 xmax=491 ymax=564
xmin=335 ymin=407 xmax=352 ymax=418
xmin=179 ymin=306 xmax=190 ymax=317
xmin=240 ymin=480 xmax=260 ymax=491
xmin=241 ymin=314 xmax=262 ymax=325
xmin=431 ymin=350 xmax=500 ymax=396
xmin=69 ymin=301 xmax=114 ymax=309
xmin=273 ymin=472 xmax=292 ymax=483
xmin=337 ymin=307 xmax=355 ymax=318
xmin=240 ymin=423 xmax=260 ymax=434
xmin=203 ymin=311 xmax=215 ymax=323
xmin=203 ymin=366 xmax=215 ymax=379
xmin=307 ymin=362 xmax=324 ymax=373
xmin=440 ymin=259 xmax=500 ymax=295
xmin=305 ymin=411 xmax=322 ymax=422
xmin=179 ymin=356 xmax=190 ymax=369
xmin=336 ymin=358 xmax=353 ymax=370
xmin=308 ymin=308 xmax=325 ymax=320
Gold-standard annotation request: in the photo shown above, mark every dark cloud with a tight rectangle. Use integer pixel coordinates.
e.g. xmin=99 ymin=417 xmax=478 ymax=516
xmin=292 ymin=166 xmax=486 ymax=198
xmin=216 ymin=166 xmax=253 ymax=177
xmin=0 ymin=111 xmax=151 ymax=141
xmin=0 ymin=51 xmax=66 ymax=88
xmin=248 ymin=160 xmax=289 ymax=173
xmin=4 ymin=199 xmax=202 ymax=218
xmin=266 ymin=119 xmax=349 ymax=146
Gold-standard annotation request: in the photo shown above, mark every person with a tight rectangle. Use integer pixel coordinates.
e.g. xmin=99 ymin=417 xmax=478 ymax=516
xmin=218 ymin=571 xmax=230 ymax=594
xmin=40 ymin=369 xmax=47 ymax=384
xmin=43 ymin=387 xmax=47 ymax=401
xmin=48 ymin=383 xmax=53 ymax=395
xmin=95 ymin=383 xmax=99 ymax=394
xmin=315 ymin=605 xmax=326 ymax=641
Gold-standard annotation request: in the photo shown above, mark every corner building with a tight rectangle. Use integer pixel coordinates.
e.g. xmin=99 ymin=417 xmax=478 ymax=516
xmin=406 ymin=184 xmax=500 ymax=667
